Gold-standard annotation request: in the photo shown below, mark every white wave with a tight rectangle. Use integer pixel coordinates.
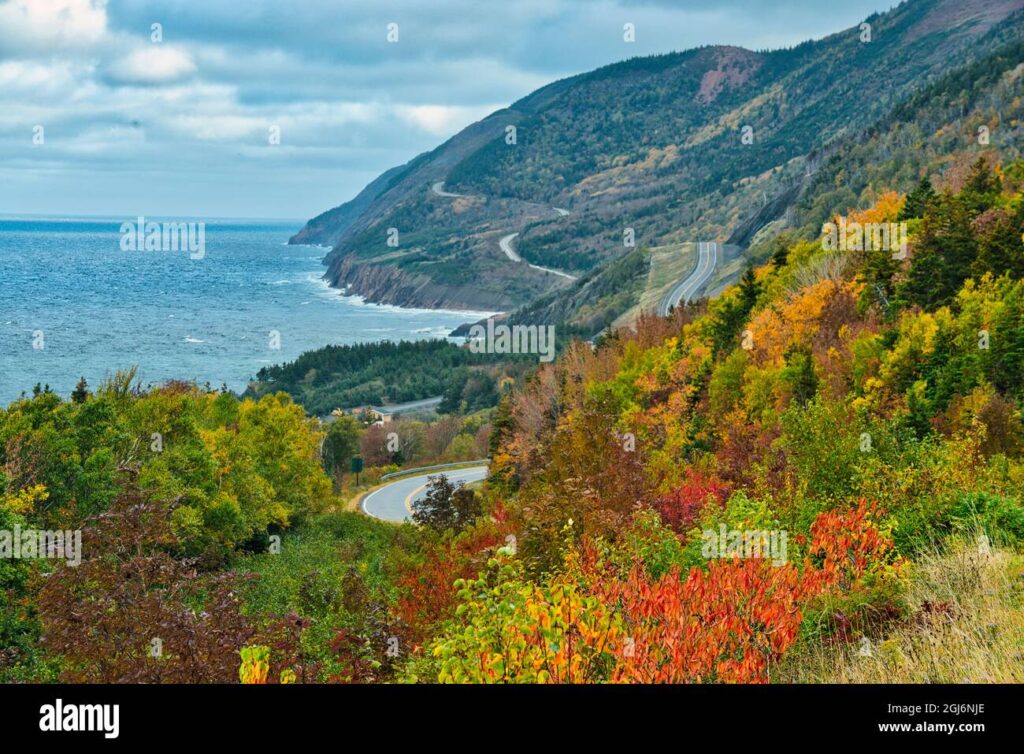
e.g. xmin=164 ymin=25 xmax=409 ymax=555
xmin=300 ymin=273 xmax=499 ymax=318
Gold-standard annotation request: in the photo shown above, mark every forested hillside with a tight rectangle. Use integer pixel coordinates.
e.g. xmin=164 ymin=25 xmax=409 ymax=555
xmin=295 ymin=0 xmax=1024 ymax=322
xmin=404 ymin=157 xmax=1024 ymax=683
xmin=245 ymin=339 xmax=523 ymax=416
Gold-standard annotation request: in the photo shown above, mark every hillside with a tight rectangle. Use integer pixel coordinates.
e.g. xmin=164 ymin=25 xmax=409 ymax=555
xmin=428 ymin=156 xmax=1024 ymax=683
xmin=244 ymin=339 xmax=529 ymax=417
xmin=293 ymin=0 xmax=1024 ymax=321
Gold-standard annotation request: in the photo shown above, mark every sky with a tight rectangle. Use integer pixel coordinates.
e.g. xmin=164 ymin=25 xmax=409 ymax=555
xmin=1 ymin=0 xmax=897 ymax=220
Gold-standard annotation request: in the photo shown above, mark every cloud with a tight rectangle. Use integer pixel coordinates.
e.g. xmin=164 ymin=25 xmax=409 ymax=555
xmin=395 ymin=104 xmax=501 ymax=136
xmin=0 ymin=0 xmax=897 ymax=218
xmin=105 ymin=44 xmax=196 ymax=84
xmin=0 ymin=0 xmax=108 ymax=57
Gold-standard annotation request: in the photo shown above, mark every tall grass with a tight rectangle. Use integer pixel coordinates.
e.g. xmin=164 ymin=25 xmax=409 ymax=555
xmin=781 ymin=536 xmax=1024 ymax=683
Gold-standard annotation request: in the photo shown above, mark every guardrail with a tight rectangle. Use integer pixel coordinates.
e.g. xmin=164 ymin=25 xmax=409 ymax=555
xmin=380 ymin=459 xmax=490 ymax=481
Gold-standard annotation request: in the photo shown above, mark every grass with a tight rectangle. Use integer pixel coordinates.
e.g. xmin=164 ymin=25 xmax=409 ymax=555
xmin=779 ymin=536 xmax=1024 ymax=683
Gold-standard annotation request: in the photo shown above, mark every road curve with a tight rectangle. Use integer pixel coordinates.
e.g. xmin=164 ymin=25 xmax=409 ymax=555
xmin=499 ymin=232 xmax=523 ymax=262
xmin=658 ymin=241 xmax=718 ymax=316
xmin=361 ymin=465 xmax=488 ymax=522
xmin=432 ymin=178 xmax=573 ymax=277
xmin=430 ymin=180 xmax=466 ymax=199
xmin=498 ymin=232 xmax=578 ymax=281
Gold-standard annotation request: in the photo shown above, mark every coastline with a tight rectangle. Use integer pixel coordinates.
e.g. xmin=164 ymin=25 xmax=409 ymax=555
xmin=0 ymin=220 xmax=496 ymax=404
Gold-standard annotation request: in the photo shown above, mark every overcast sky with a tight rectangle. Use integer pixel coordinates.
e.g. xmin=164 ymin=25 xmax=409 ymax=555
xmin=1 ymin=0 xmax=896 ymax=220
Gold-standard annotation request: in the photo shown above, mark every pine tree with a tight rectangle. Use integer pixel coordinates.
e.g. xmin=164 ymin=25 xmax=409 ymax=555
xmin=738 ymin=264 xmax=761 ymax=311
xmin=71 ymin=377 xmax=89 ymax=404
xmin=960 ymin=157 xmax=1001 ymax=217
xmin=899 ymin=193 xmax=978 ymax=310
xmin=898 ymin=176 xmax=937 ymax=220
xmin=770 ymin=233 xmax=792 ymax=269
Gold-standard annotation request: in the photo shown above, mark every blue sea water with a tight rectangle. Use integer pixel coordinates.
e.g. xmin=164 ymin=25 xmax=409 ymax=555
xmin=0 ymin=217 xmax=491 ymax=406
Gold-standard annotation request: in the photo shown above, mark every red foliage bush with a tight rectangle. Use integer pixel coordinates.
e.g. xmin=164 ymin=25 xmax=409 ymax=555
xmin=654 ymin=469 xmax=729 ymax=532
xmin=594 ymin=498 xmax=897 ymax=683
xmin=392 ymin=524 xmax=505 ymax=645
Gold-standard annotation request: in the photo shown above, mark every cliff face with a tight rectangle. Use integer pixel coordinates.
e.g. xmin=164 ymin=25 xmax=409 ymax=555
xmin=330 ymin=255 xmax=520 ymax=312
xmin=294 ymin=0 xmax=1024 ymax=314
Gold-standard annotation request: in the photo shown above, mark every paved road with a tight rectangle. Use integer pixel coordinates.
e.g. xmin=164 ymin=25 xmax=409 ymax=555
xmin=361 ymin=465 xmax=489 ymax=522
xmin=431 ymin=181 xmax=466 ymax=198
xmin=499 ymin=232 xmax=578 ymax=281
xmin=657 ymin=241 xmax=718 ymax=316
xmin=323 ymin=395 xmax=443 ymax=424
xmin=431 ymin=178 xmax=573 ymax=278
xmin=499 ymin=232 xmax=524 ymax=262
xmin=375 ymin=395 xmax=443 ymax=415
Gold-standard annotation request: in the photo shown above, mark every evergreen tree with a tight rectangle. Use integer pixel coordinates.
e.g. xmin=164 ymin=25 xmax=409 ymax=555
xmin=322 ymin=414 xmax=362 ymax=482
xmin=738 ymin=264 xmax=761 ymax=311
xmin=972 ymin=203 xmax=1024 ymax=280
xmin=899 ymin=194 xmax=977 ymax=310
xmin=897 ymin=176 xmax=937 ymax=220
xmin=71 ymin=377 xmax=89 ymax=404
xmin=960 ymin=157 xmax=1001 ymax=217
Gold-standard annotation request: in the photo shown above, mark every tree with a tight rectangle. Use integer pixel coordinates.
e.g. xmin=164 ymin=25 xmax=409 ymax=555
xmin=424 ymin=415 xmax=462 ymax=459
xmin=438 ymin=369 xmax=469 ymax=414
xmin=70 ymin=377 xmax=90 ymax=404
xmin=321 ymin=414 xmax=361 ymax=484
xmin=972 ymin=204 xmax=1024 ymax=281
xmin=0 ymin=501 xmax=45 ymax=681
xmin=897 ymin=176 xmax=937 ymax=220
xmin=410 ymin=474 xmax=482 ymax=534
xmin=782 ymin=345 xmax=818 ymax=405
xmin=959 ymin=157 xmax=1001 ymax=217
xmin=899 ymin=193 xmax=978 ymax=310
xmin=738 ymin=264 xmax=761 ymax=311
xmin=708 ymin=265 xmax=761 ymax=355
xmin=359 ymin=424 xmax=392 ymax=467
xmin=770 ymin=231 xmax=794 ymax=268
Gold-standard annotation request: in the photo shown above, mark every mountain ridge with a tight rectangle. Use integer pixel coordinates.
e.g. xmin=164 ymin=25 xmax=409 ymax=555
xmin=292 ymin=0 xmax=1024 ymax=317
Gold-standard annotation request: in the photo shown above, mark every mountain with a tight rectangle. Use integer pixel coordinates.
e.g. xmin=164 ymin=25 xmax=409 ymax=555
xmin=292 ymin=0 xmax=1024 ymax=319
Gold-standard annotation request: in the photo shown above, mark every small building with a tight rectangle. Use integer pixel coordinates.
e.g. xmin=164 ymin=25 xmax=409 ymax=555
xmin=343 ymin=405 xmax=392 ymax=425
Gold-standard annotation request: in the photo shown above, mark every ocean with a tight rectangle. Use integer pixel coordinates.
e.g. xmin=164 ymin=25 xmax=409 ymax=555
xmin=0 ymin=217 xmax=491 ymax=406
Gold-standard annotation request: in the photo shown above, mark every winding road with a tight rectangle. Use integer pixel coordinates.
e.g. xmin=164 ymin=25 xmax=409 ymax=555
xmin=499 ymin=232 xmax=578 ymax=281
xmin=430 ymin=179 xmax=577 ymax=281
xmin=657 ymin=241 xmax=718 ymax=316
xmin=361 ymin=465 xmax=489 ymax=522
xmin=431 ymin=181 xmax=466 ymax=199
